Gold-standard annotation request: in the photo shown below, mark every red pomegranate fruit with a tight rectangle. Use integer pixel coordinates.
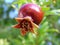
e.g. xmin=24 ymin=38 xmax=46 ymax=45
xmin=12 ymin=3 xmax=44 ymax=35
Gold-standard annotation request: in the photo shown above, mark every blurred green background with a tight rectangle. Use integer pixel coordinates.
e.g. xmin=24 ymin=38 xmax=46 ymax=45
xmin=0 ymin=0 xmax=60 ymax=45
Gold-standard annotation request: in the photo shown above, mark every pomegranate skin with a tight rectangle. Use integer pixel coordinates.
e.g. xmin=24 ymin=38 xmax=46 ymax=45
xmin=18 ymin=3 xmax=44 ymax=25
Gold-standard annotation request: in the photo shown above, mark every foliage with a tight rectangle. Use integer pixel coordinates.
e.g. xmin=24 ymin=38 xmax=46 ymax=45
xmin=0 ymin=0 xmax=60 ymax=45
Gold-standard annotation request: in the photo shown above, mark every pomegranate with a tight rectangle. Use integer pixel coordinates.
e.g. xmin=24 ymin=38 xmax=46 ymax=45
xmin=12 ymin=3 xmax=44 ymax=35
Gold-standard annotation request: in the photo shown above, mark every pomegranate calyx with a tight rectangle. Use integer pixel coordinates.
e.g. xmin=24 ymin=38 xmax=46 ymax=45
xmin=12 ymin=17 xmax=39 ymax=35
